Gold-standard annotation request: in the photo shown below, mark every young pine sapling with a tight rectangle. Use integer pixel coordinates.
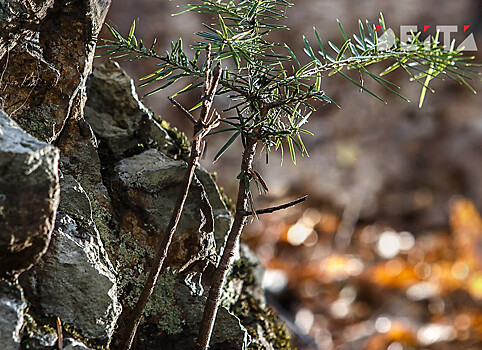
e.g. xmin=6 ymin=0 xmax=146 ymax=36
xmin=100 ymin=1 xmax=480 ymax=349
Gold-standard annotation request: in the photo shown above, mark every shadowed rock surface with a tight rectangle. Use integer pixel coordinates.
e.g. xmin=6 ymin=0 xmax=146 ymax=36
xmin=0 ymin=280 xmax=26 ymax=350
xmin=0 ymin=110 xmax=59 ymax=277
xmin=113 ymin=149 xmax=215 ymax=269
xmin=84 ymin=61 xmax=176 ymax=159
xmin=20 ymin=175 xmax=121 ymax=345
xmin=0 ymin=0 xmax=110 ymax=142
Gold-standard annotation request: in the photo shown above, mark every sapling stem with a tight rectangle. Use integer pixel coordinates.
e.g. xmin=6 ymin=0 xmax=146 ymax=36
xmin=195 ymin=146 xmax=307 ymax=349
xmin=195 ymin=92 xmax=312 ymax=349
xmin=118 ymin=47 xmax=222 ymax=350
xmin=196 ymin=135 xmax=258 ymax=350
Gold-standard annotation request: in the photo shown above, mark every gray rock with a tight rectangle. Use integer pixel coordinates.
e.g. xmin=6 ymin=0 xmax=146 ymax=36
xmin=0 ymin=110 xmax=60 ymax=277
xmin=178 ymin=283 xmax=249 ymax=350
xmin=113 ymin=149 xmax=216 ymax=269
xmin=56 ymin=114 xmax=117 ymax=264
xmin=85 ymin=62 xmax=175 ymax=159
xmin=146 ymin=283 xmax=249 ymax=350
xmin=0 ymin=280 xmax=27 ymax=350
xmin=21 ymin=332 xmax=57 ymax=350
xmin=0 ymin=0 xmax=54 ymax=58
xmin=20 ymin=210 xmax=121 ymax=345
xmin=59 ymin=174 xmax=95 ymax=226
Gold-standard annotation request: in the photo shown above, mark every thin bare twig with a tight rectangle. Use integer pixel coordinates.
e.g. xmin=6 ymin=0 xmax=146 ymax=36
xmin=0 ymin=48 xmax=9 ymax=92
xmin=241 ymin=195 xmax=307 ymax=216
xmin=56 ymin=317 xmax=63 ymax=350
xmin=168 ymin=96 xmax=196 ymax=125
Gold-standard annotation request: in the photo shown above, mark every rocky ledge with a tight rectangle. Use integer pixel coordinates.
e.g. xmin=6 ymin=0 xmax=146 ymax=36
xmin=0 ymin=1 xmax=289 ymax=348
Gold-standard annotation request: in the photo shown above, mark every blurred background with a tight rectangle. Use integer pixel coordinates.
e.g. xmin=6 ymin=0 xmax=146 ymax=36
xmin=98 ymin=1 xmax=482 ymax=349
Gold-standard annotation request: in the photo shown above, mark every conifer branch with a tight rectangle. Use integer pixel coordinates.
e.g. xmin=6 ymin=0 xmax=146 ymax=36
xmin=168 ymin=96 xmax=196 ymax=125
xmin=241 ymin=195 xmax=308 ymax=216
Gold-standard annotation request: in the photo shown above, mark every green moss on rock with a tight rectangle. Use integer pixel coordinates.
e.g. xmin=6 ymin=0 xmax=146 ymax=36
xmin=158 ymin=119 xmax=190 ymax=161
xmin=116 ymin=232 xmax=183 ymax=335
xmin=236 ymin=294 xmax=292 ymax=350
xmin=22 ymin=313 xmax=103 ymax=350
xmin=145 ymin=271 xmax=183 ymax=335
xmin=227 ymin=256 xmax=292 ymax=350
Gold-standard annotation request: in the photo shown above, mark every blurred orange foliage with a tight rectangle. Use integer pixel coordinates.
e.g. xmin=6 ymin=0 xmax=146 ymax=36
xmin=247 ymin=197 xmax=482 ymax=349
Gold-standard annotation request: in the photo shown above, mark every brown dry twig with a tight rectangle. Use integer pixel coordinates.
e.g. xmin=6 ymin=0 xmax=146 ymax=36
xmin=56 ymin=317 xmax=63 ymax=350
xmin=241 ymin=195 xmax=308 ymax=216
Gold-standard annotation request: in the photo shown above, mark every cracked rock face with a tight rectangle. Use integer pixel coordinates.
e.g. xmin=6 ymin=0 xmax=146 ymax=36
xmin=20 ymin=211 xmax=121 ymax=345
xmin=0 ymin=280 xmax=27 ymax=350
xmin=0 ymin=9 xmax=287 ymax=342
xmin=0 ymin=110 xmax=60 ymax=277
xmin=21 ymin=176 xmax=121 ymax=346
xmin=85 ymin=61 xmax=175 ymax=159
xmin=0 ymin=0 xmax=55 ymax=58
xmin=113 ymin=149 xmax=215 ymax=269
xmin=0 ymin=0 xmax=110 ymax=142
